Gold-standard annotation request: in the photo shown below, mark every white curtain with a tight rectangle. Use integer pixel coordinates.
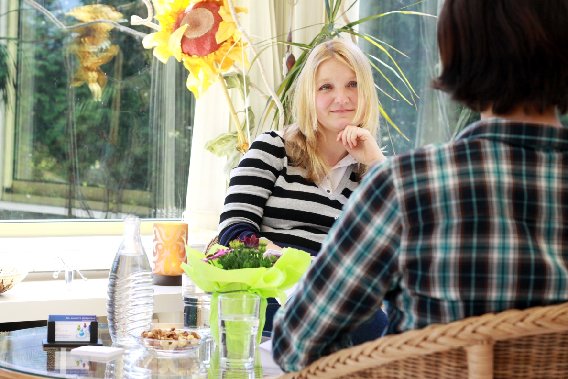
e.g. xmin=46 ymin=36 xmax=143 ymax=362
xmin=183 ymin=81 xmax=229 ymax=231
xmin=413 ymin=0 xmax=454 ymax=146
xmin=184 ymin=0 xmax=330 ymax=231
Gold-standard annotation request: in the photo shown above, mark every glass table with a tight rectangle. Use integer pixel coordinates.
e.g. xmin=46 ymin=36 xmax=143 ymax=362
xmin=0 ymin=325 xmax=282 ymax=378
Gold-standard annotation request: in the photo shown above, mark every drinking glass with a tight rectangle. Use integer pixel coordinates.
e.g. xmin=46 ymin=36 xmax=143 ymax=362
xmin=218 ymin=292 xmax=260 ymax=370
xmin=183 ymin=275 xmax=211 ymax=331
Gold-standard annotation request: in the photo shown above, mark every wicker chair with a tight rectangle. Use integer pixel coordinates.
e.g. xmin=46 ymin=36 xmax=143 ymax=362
xmin=277 ymin=301 xmax=568 ymax=379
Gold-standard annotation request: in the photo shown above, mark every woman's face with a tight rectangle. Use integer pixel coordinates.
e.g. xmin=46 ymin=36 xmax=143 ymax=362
xmin=315 ymin=57 xmax=359 ymax=135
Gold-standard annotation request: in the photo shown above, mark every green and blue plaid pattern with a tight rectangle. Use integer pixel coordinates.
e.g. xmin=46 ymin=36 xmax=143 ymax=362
xmin=272 ymin=119 xmax=568 ymax=372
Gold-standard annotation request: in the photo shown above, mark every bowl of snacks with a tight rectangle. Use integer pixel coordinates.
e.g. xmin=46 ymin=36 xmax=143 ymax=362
xmin=0 ymin=264 xmax=28 ymax=295
xmin=141 ymin=327 xmax=201 ymax=355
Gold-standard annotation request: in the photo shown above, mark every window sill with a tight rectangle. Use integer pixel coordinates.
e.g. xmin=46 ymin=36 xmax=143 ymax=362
xmin=0 ymin=227 xmax=217 ymax=272
xmin=0 ymin=278 xmax=185 ymax=324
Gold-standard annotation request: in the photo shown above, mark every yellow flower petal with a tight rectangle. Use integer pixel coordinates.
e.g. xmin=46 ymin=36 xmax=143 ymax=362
xmin=217 ymin=4 xmax=247 ymax=44
xmin=220 ymin=0 xmax=247 ymax=15
xmin=169 ymin=24 xmax=187 ymax=62
xmin=146 ymin=0 xmax=249 ymax=96
xmin=184 ymin=56 xmax=219 ymax=96
xmin=143 ymin=32 xmax=172 ymax=63
xmin=218 ymin=5 xmax=231 ymax=22
xmin=184 ymin=55 xmax=217 ymax=80
xmin=155 ymin=0 xmax=187 ymax=31
xmin=142 ymin=32 xmax=160 ymax=49
xmin=216 ymin=21 xmax=235 ymax=44
xmin=186 ymin=68 xmax=217 ymax=98
xmin=213 ymin=40 xmax=246 ymax=71
xmin=151 ymin=0 xmax=169 ymax=15
xmin=154 ymin=44 xmax=174 ymax=63
xmin=218 ymin=55 xmax=235 ymax=71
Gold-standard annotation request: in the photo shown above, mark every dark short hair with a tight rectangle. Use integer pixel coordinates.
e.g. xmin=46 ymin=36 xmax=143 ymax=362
xmin=432 ymin=0 xmax=568 ymax=114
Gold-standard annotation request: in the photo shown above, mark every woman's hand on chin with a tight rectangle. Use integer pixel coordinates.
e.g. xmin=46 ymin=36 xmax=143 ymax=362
xmin=337 ymin=125 xmax=385 ymax=166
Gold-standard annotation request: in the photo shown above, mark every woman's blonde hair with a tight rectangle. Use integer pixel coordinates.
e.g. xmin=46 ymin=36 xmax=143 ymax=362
xmin=284 ymin=38 xmax=380 ymax=183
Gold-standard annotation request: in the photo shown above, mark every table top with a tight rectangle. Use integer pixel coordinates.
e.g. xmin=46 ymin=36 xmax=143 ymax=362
xmin=0 ymin=279 xmax=184 ymax=324
xmin=0 ymin=325 xmax=283 ymax=378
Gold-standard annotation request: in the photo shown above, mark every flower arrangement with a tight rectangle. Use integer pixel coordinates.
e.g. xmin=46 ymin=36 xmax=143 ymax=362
xmin=181 ymin=236 xmax=311 ymax=342
xmin=141 ymin=0 xmax=246 ymax=98
xmin=203 ymin=235 xmax=280 ymax=269
xmin=137 ymin=0 xmax=252 ymax=154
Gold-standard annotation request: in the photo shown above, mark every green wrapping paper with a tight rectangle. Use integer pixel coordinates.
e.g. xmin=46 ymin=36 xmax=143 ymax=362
xmin=181 ymin=245 xmax=312 ymax=344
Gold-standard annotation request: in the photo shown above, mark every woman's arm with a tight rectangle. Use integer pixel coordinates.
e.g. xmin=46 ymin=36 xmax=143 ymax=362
xmin=337 ymin=125 xmax=385 ymax=166
xmin=218 ymin=132 xmax=287 ymax=246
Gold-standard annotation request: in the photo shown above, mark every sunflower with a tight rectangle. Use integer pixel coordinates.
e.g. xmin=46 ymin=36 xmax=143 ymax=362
xmin=143 ymin=0 xmax=246 ymax=97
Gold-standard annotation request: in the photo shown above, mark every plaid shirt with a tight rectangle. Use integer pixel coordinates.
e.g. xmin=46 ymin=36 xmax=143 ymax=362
xmin=272 ymin=119 xmax=568 ymax=372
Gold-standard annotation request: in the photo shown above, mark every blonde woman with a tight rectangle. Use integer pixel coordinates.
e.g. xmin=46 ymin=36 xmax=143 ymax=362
xmin=218 ymin=38 xmax=385 ymax=255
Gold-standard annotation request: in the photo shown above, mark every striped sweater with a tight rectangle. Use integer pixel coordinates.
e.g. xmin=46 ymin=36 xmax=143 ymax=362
xmin=218 ymin=131 xmax=361 ymax=255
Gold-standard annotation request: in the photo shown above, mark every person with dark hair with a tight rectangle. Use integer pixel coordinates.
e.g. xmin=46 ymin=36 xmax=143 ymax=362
xmin=272 ymin=0 xmax=568 ymax=372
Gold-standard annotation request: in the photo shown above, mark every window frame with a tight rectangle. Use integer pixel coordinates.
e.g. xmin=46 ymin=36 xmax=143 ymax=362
xmin=1 ymin=0 xmax=436 ymax=260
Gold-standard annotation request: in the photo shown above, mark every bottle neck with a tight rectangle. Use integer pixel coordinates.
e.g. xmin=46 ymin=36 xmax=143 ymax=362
xmin=120 ymin=217 xmax=145 ymax=256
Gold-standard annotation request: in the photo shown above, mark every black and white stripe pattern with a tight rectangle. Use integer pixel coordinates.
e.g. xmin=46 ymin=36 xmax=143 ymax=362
xmin=219 ymin=131 xmax=360 ymax=253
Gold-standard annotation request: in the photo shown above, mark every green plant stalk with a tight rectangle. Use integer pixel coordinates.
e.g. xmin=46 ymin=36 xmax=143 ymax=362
xmin=226 ymin=0 xmax=284 ymax=131
xmin=218 ymin=73 xmax=249 ymax=153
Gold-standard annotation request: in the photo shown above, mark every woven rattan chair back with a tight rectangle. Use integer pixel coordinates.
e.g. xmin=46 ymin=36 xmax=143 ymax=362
xmin=277 ymin=301 xmax=568 ymax=379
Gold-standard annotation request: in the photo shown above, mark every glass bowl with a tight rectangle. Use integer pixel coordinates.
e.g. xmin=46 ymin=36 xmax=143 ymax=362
xmin=140 ymin=328 xmax=202 ymax=355
xmin=0 ymin=265 xmax=28 ymax=295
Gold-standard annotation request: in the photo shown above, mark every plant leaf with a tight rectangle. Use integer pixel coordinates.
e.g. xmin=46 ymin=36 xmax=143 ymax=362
xmin=223 ymin=72 xmax=241 ymax=90
xmin=379 ymin=104 xmax=410 ymax=141
xmin=205 ymin=132 xmax=239 ymax=157
xmin=356 ymin=31 xmax=418 ymax=99
xmin=369 ymin=57 xmax=415 ymax=106
xmin=341 ymin=10 xmax=436 ymax=29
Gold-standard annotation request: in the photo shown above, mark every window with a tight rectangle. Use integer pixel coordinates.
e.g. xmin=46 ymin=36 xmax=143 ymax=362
xmin=359 ymin=0 xmax=479 ymax=155
xmin=0 ymin=1 xmax=453 ymax=274
xmin=359 ymin=0 xmax=566 ymax=152
xmin=4 ymin=0 xmax=564 ymax=273
xmin=0 ymin=0 xmax=194 ymax=222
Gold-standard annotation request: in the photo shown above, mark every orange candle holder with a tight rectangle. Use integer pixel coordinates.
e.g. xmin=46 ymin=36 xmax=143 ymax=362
xmin=152 ymin=222 xmax=188 ymax=286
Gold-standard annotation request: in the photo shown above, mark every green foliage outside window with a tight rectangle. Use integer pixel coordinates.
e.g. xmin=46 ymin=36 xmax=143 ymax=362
xmin=1 ymin=0 xmax=193 ymax=218
xmin=18 ymin=0 xmax=152 ymax=188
